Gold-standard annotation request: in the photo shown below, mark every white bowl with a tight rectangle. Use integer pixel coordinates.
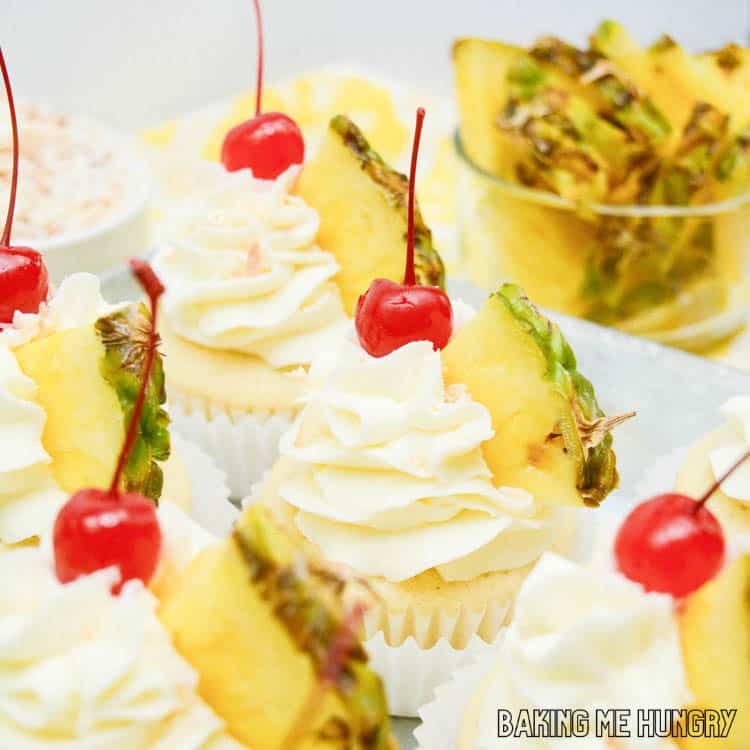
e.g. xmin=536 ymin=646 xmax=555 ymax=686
xmin=23 ymin=133 xmax=154 ymax=283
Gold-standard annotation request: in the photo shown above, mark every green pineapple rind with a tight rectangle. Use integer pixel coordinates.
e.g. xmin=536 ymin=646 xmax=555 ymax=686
xmin=234 ymin=507 xmax=392 ymax=750
xmin=495 ymin=283 xmax=619 ymax=506
xmin=96 ymin=303 xmax=171 ymax=502
xmin=329 ymin=114 xmax=446 ymax=291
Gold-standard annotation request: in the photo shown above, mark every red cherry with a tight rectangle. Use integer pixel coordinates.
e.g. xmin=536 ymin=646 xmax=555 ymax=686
xmin=0 ymin=49 xmax=48 ymax=325
xmin=221 ymin=112 xmax=304 ymax=178
xmin=53 ymin=259 xmax=165 ymax=593
xmin=220 ymin=0 xmax=305 ymax=178
xmin=0 ymin=247 xmax=49 ymax=323
xmin=614 ymin=493 xmax=724 ymax=598
xmin=354 ymin=107 xmax=453 ymax=358
xmin=355 ymin=279 xmax=453 ymax=358
xmin=53 ymin=489 xmax=161 ymax=594
xmin=615 ymin=448 xmax=750 ymax=597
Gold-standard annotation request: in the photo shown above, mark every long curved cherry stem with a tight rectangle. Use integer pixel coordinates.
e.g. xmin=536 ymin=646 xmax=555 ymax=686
xmin=0 ymin=48 xmax=19 ymax=247
xmin=695 ymin=447 xmax=750 ymax=511
xmin=253 ymin=0 xmax=264 ymax=116
xmin=403 ymin=107 xmax=425 ymax=287
xmin=108 ymin=259 xmax=165 ymax=496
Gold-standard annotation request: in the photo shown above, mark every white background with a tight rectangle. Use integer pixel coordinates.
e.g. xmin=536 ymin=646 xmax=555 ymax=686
xmin=2 ymin=0 xmax=749 ymax=129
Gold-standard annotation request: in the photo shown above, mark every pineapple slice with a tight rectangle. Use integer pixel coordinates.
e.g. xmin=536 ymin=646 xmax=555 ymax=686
xmin=14 ymin=303 xmax=170 ymax=500
xmin=443 ymin=284 xmax=627 ymax=506
xmin=298 ymin=115 xmax=445 ymax=315
xmin=679 ymin=554 xmax=750 ymax=749
xmin=452 ymin=38 xmax=530 ymax=180
xmin=159 ymin=505 xmax=392 ymax=750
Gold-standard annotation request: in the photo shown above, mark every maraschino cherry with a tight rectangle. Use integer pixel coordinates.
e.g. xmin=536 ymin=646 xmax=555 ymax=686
xmin=0 ymin=47 xmax=48 ymax=325
xmin=615 ymin=448 xmax=750 ymax=598
xmin=355 ymin=108 xmax=453 ymax=358
xmin=220 ymin=0 xmax=304 ymax=178
xmin=53 ymin=259 xmax=164 ymax=594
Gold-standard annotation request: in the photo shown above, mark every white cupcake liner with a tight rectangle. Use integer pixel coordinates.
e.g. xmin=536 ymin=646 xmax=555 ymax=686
xmin=414 ymin=658 xmax=494 ymax=750
xmin=169 ymin=432 xmax=238 ymax=536
xmin=167 ymin=391 xmax=296 ymax=500
xmin=365 ymin=627 xmax=503 ymax=718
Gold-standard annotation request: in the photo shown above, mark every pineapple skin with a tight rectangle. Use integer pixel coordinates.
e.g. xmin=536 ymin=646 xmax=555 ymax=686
xmin=679 ymin=554 xmax=750 ymax=749
xmin=14 ymin=303 xmax=170 ymax=501
xmin=159 ymin=506 xmax=392 ymax=750
xmin=442 ymin=284 xmax=619 ymax=507
xmin=297 ymin=114 xmax=444 ymax=315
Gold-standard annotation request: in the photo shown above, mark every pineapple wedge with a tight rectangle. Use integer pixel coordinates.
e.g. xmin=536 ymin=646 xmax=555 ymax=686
xmin=297 ymin=115 xmax=444 ymax=315
xmin=679 ymin=554 xmax=750 ymax=749
xmin=443 ymin=284 xmax=627 ymax=506
xmin=159 ymin=505 xmax=392 ymax=750
xmin=14 ymin=303 xmax=170 ymax=500
xmin=452 ymin=37 xmax=530 ymax=180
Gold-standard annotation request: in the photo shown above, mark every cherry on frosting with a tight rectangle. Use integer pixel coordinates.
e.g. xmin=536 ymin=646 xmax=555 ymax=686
xmin=355 ymin=107 xmax=453 ymax=358
xmin=615 ymin=448 xmax=750 ymax=598
xmin=53 ymin=260 xmax=164 ymax=594
xmin=220 ymin=0 xmax=304 ymax=178
xmin=0 ymin=48 xmax=48 ymax=325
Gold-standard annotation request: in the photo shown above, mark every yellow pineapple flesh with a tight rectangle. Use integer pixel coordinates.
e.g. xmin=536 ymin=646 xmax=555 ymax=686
xmin=297 ymin=115 xmax=444 ymax=315
xmin=442 ymin=285 xmax=625 ymax=506
xmin=159 ymin=505 xmax=391 ymax=750
xmin=679 ymin=554 xmax=750 ymax=749
xmin=15 ymin=326 xmax=123 ymax=491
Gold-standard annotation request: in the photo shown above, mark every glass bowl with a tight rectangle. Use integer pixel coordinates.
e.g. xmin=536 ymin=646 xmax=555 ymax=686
xmin=454 ymin=132 xmax=750 ymax=354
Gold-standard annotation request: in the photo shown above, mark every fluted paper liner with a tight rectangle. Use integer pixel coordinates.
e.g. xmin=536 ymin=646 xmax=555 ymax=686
xmin=414 ymin=658 xmax=494 ymax=750
xmin=169 ymin=432 xmax=238 ymax=536
xmin=168 ymin=390 xmax=296 ymax=499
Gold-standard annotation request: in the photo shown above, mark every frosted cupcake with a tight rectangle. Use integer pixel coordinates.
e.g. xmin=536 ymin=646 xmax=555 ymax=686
xmin=152 ymin=164 xmax=347 ymax=497
xmin=420 ymin=460 xmax=750 ymax=750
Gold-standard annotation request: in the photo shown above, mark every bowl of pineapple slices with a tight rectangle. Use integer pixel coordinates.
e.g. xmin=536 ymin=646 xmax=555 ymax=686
xmin=453 ymin=21 xmax=750 ymax=356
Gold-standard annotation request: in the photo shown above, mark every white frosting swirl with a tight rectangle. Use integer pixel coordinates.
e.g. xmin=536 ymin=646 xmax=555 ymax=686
xmin=0 ymin=546 xmax=244 ymax=750
xmin=470 ymin=553 xmax=691 ymax=750
xmin=0 ymin=274 xmax=114 ymax=543
xmin=708 ymin=395 xmax=750 ymax=503
xmin=153 ymin=165 xmax=347 ymax=368
xmin=278 ymin=338 xmax=563 ymax=582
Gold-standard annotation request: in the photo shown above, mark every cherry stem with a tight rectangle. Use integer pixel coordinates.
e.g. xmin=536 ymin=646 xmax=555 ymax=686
xmin=253 ymin=0 xmax=264 ymax=117
xmin=0 ymin=48 xmax=19 ymax=248
xmin=695 ymin=447 xmax=750 ymax=510
xmin=403 ymin=107 xmax=425 ymax=287
xmin=280 ymin=603 xmax=365 ymax=750
xmin=108 ymin=259 xmax=165 ymax=496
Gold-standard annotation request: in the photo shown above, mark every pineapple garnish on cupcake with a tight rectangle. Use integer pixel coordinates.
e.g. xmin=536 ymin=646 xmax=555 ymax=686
xmin=0 ymin=50 xmax=187 ymax=545
xmin=152 ymin=5 xmax=446 ymax=498
xmin=674 ymin=396 xmax=750 ymax=541
xmin=242 ymin=108 xmax=631 ymax=714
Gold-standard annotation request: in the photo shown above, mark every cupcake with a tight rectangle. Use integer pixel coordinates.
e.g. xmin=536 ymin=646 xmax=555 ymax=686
xmin=154 ymin=114 xmax=446 ymax=498
xmin=247 ymin=279 xmax=629 ymax=715
xmin=420 ymin=469 xmax=750 ymax=750
xmin=675 ymin=396 xmax=750 ymax=540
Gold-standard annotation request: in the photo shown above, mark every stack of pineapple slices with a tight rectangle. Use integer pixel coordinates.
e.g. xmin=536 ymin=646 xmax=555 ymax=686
xmin=301 ymin=115 xmax=625 ymax=506
xmin=13 ymin=302 xmax=170 ymax=501
xmin=454 ymin=21 xmax=750 ymax=206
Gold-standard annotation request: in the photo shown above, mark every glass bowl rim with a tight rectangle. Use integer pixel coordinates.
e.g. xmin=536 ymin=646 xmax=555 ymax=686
xmin=453 ymin=129 xmax=750 ymax=218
